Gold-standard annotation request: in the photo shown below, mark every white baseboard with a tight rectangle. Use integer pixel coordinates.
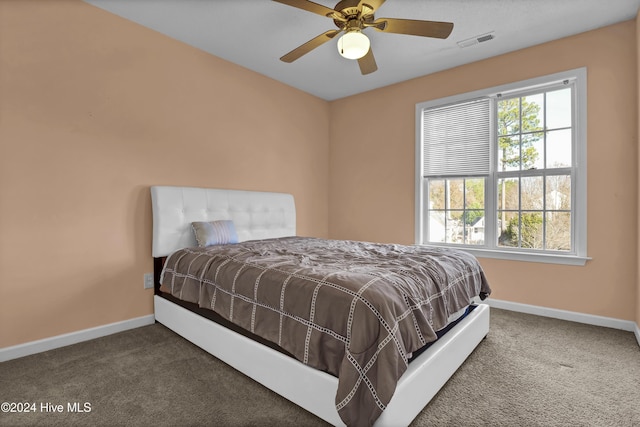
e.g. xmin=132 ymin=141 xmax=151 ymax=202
xmin=0 ymin=314 xmax=155 ymax=363
xmin=483 ymin=298 xmax=640 ymax=347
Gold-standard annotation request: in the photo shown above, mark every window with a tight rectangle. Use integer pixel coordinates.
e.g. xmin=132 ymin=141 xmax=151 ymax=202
xmin=415 ymin=69 xmax=588 ymax=265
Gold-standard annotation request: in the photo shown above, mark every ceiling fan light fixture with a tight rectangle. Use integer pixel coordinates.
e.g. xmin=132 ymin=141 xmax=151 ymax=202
xmin=337 ymin=30 xmax=370 ymax=60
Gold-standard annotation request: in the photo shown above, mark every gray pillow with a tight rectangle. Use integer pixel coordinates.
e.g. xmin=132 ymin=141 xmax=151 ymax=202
xmin=191 ymin=220 xmax=239 ymax=247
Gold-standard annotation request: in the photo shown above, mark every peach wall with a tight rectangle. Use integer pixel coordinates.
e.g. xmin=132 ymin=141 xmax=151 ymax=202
xmin=0 ymin=0 xmax=330 ymax=347
xmin=330 ymin=21 xmax=639 ymax=321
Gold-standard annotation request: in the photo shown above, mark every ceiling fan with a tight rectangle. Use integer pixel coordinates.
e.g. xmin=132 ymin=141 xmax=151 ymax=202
xmin=273 ymin=0 xmax=454 ymax=75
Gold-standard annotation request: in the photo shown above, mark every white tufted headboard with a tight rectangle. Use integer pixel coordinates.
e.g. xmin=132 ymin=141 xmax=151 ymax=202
xmin=151 ymin=186 xmax=296 ymax=258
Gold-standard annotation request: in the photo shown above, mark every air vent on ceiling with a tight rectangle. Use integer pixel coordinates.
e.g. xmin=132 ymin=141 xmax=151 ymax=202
xmin=457 ymin=32 xmax=495 ymax=48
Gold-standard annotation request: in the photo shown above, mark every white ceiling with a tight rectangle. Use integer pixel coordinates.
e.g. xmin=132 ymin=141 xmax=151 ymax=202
xmin=84 ymin=0 xmax=640 ymax=101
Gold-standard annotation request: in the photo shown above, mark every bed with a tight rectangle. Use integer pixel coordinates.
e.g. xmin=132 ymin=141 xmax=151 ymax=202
xmin=151 ymin=185 xmax=491 ymax=427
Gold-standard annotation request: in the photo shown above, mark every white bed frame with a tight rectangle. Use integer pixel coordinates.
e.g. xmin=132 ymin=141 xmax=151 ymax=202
xmin=151 ymin=185 xmax=490 ymax=427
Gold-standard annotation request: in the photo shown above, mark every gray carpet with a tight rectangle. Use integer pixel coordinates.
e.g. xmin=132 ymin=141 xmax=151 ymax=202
xmin=1 ymin=308 xmax=638 ymax=426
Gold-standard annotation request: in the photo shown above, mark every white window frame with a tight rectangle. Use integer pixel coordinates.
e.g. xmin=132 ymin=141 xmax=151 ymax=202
xmin=415 ymin=68 xmax=589 ymax=266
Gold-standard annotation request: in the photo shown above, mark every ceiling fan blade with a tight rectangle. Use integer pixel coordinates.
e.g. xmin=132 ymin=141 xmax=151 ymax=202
xmin=362 ymin=0 xmax=385 ymax=13
xmin=272 ymin=0 xmax=338 ymax=18
xmin=372 ymin=17 xmax=453 ymax=39
xmin=280 ymin=30 xmax=341 ymax=63
xmin=335 ymin=0 xmax=361 ymax=9
xmin=357 ymin=47 xmax=377 ymax=75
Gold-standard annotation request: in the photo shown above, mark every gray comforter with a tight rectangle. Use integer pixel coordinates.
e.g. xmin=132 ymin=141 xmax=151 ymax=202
xmin=160 ymin=236 xmax=491 ymax=426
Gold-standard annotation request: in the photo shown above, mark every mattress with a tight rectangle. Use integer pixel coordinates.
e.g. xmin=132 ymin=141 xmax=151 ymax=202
xmin=160 ymin=236 xmax=491 ymax=426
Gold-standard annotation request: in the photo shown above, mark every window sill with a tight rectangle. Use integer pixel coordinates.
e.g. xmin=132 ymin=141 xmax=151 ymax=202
xmin=422 ymin=245 xmax=590 ymax=266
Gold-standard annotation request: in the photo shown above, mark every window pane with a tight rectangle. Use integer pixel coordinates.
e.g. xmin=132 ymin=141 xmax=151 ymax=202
xmin=448 ymin=179 xmax=464 ymax=210
xmin=520 ymin=212 xmax=544 ymax=249
xmin=428 ymin=211 xmax=446 ymax=243
xmin=546 ymin=88 xmax=572 ymax=130
xmin=521 ymin=94 xmax=544 ymax=132
xmin=498 ymin=136 xmax=520 ymax=171
xmin=465 ymin=178 xmax=485 ymax=208
xmin=498 ymin=178 xmax=519 ymax=210
xmin=465 ymin=211 xmax=485 ymax=244
xmin=497 ymin=211 xmax=544 ymax=249
xmin=447 ymin=211 xmax=464 ymax=243
xmin=546 ymin=212 xmax=571 ymax=251
xmin=522 ymin=132 xmax=544 ymax=170
xmin=498 ymin=211 xmax=519 ymax=247
xmin=547 ymin=129 xmax=572 ymax=168
xmin=546 ymin=175 xmax=571 ymax=210
xmin=521 ymin=176 xmax=543 ymax=210
xmin=428 ymin=179 xmax=445 ymax=210
xmin=498 ymin=97 xmax=521 ymax=135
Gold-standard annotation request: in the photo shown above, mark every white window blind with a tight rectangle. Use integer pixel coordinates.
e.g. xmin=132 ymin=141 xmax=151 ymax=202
xmin=422 ymin=98 xmax=491 ymax=177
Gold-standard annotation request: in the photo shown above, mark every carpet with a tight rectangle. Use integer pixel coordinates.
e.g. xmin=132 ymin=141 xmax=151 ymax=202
xmin=1 ymin=308 xmax=638 ymax=426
